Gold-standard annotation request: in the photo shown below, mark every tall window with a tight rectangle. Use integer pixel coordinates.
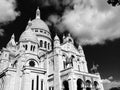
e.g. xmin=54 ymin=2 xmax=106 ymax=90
xmin=78 ymin=65 xmax=80 ymax=71
xmin=33 ymin=46 xmax=35 ymax=51
xmin=48 ymin=43 xmax=50 ymax=50
xmin=44 ymin=41 xmax=47 ymax=48
xmin=31 ymin=80 xmax=34 ymax=90
xmin=31 ymin=45 xmax=33 ymax=51
xmin=41 ymin=80 xmax=43 ymax=90
xmin=36 ymin=75 xmax=39 ymax=90
xmin=40 ymin=40 xmax=43 ymax=47
xmin=23 ymin=44 xmax=27 ymax=50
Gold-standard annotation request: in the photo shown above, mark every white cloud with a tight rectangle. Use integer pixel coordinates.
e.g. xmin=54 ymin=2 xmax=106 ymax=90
xmin=0 ymin=0 xmax=19 ymax=23
xmin=102 ymin=79 xmax=111 ymax=84
xmin=55 ymin=0 xmax=120 ymax=45
xmin=103 ymin=81 xmax=120 ymax=90
xmin=102 ymin=76 xmax=120 ymax=90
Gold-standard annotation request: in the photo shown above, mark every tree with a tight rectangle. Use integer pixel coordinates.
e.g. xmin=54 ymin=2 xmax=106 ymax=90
xmin=107 ymin=0 xmax=120 ymax=6
xmin=110 ymin=87 xmax=120 ymax=90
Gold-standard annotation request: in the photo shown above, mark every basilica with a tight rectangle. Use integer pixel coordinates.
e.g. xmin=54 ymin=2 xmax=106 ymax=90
xmin=0 ymin=8 xmax=104 ymax=90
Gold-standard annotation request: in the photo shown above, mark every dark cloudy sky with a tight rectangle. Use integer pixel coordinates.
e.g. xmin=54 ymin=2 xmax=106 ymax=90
xmin=0 ymin=0 xmax=120 ymax=89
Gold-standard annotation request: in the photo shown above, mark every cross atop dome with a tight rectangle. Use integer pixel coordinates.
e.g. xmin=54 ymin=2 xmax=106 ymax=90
xmin=36 ymin=7 xmax=41 ymax=19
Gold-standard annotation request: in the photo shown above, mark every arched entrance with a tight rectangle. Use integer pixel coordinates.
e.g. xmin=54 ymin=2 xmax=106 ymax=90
xmin=63 ymin=80 xmax=69 ymax=90
xmin=86 ymin=80 xmax=91 ymax=90
xmin=77 ymin=79 xmax=84 ymax=90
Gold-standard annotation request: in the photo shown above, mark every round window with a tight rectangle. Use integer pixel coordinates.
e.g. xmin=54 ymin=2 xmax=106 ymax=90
xmin=29 ymin=60 xmax=35 ymax=67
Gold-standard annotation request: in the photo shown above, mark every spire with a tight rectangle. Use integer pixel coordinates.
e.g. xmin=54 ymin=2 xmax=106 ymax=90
xmin=28 ymin=19 xmax=32 ymax=26
xmin=36 ymin=7 xmax=40 ymax=19
xmin=26 ymin=19 xmax=32 ymax=29
xmin=63 ymin=34 xmax=66 ymax=43
xmin=7 ymin=34 xmax=16 ymax=48
xmin=11 ymin=34 xmax=15 ymax=39
xmin=63 ymin=34 xmax=65 ymax=39
xmin=78 ymin=44 xmax=83 ymax=50
xmin=68 ymin=33 xmax=71 ymax=37
xmin=54 ymin=34 xmax=60 ymax=41
xmin=54 ymin=34 xmax=60 ymax=48
xmin=66 ymin=33 xmax=74 ymax=44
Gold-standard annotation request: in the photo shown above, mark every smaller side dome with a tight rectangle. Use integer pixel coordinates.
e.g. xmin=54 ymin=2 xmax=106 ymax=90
xmin=19 ymin=28 xmax=38 ymax=43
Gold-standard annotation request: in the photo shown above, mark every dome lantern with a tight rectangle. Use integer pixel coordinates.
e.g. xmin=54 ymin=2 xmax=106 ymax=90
xmin=36 ymin=7 xmax=40 ymax=19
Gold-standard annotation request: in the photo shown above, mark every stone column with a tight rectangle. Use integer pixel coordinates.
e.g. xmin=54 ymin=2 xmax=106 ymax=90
xmin=3 ymin=73 xmax=11 ymax=90
xmin=22 ymin=71 xmax=31 ymax=90
xmin=68 ymin=77 xmax=77 ymax=90
xmin=53 ymin=54 xmax=62 ymax=90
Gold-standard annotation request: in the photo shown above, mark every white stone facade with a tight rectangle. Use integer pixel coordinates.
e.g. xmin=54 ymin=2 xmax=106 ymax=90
xmin=0 ymin=8 xmax=104 ymax=90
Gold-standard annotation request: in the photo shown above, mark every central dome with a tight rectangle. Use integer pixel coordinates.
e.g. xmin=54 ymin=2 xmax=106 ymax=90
xmin=30 ymin=8 xmax=49 ymax=32
xmin=30 ymin=19 xmax=49 ymax=31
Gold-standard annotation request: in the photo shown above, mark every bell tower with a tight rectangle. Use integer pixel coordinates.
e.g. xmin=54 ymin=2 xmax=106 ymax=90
xmin=53 ymin=35 xmax=62 ymax=90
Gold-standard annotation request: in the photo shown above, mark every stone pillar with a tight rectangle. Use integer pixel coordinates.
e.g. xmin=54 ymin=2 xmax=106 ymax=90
xmin=53 ymin=54 xmax=62 ymax=90
xmin=3 ymin=73 xmax=11 ymax=90
xmin=68 ymin=77 xmax=77 ymax=90
xmin=22 ymin=71 xmax=31 ymax=90
xmin=68 ymin=79 xmax=73 ymax=90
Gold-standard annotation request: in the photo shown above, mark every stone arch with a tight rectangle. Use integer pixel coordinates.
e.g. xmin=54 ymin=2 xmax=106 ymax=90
xmin=86 ymin=80 xmax=92 ymax=90
xmin=94 ymin=81 xmax=99 ymax=90
xmin=77 ymin=79 xmax=84 ymax=90
xmin=63 ymin=80 xmax=69 ymax=90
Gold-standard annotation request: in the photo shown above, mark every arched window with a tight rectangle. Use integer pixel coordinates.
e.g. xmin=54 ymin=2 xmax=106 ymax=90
xmin=86 ymin=80 xmax=91 ymax=90
xmin=48 ymin=43 xmax=50 ymax=50
xmin=69 ymin=39 xmax=72 ymax=42
xmin=23 ymin=44 xmax=27 ymax=50
xmin=25 ymin=45 xmax=27 ymax=50
xmin=94 ymin=81 xmax=99 ymax=90
xmin=63 ymin=80 xmax=69 ymax=90
xmin=70 ymin=55 xmax=75 ymax=67
xmin=31 ymin=45 xmax=33 ymax=51
xmin=33 ymin=46 xmax=35 ymax=51
xmin=44 ymin=41 xmax=47 ymax=48
xmin=62 ymin=54 xmax=67 ymax=69
xmin=40 ymin=40 xmax=43 ymax=47
xmin=77 ymin=79 xmax=84 ymax=90
xmin=30 ymin=45 xmax=35 ymax=51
